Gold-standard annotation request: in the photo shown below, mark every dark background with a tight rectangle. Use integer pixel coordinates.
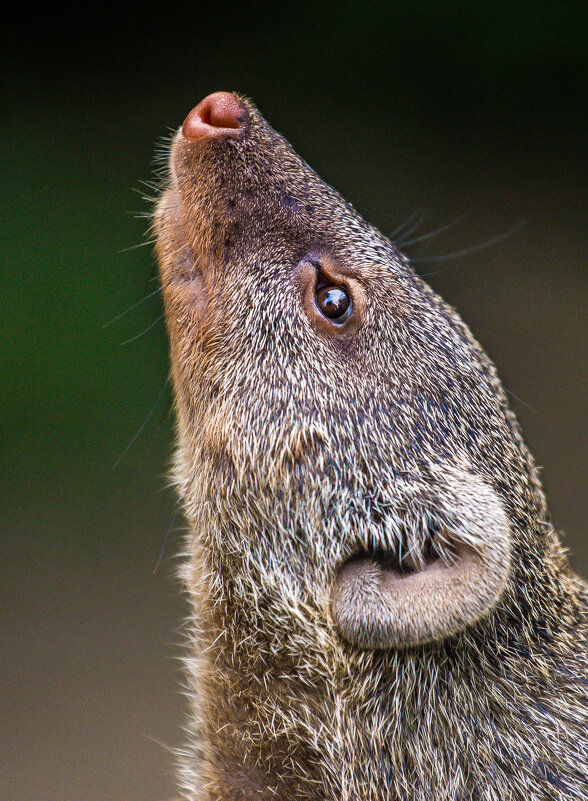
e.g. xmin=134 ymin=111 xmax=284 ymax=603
xmin=2 ymin=3 xmax=586 ymax=800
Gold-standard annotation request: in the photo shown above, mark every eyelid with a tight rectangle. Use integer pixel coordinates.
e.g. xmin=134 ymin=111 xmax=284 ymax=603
xmin=314 ymin=265 xmax=348 ymax=293
xmin=296 ymin=254 xmax=365 ymax=338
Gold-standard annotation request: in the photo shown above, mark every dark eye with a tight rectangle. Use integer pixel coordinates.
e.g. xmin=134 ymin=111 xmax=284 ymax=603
xmin=316 ymin=285 xmax=351 ymax=322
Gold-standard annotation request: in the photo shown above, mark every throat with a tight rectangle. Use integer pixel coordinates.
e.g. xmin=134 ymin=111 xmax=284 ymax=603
xmin=184 ymin=639 xmax=497 ymax=801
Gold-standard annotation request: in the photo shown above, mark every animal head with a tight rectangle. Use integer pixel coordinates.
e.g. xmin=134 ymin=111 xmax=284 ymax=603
xmin=155 ymin=92 xmax=552 ymax=656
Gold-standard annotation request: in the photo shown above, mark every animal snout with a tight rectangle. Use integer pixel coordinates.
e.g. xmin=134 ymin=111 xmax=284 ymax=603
xmin=182 ymin=91 xmax=246 ymax=140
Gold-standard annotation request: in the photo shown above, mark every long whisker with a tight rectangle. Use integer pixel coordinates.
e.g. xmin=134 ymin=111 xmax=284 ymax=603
xmin=113 ymin=377 xmax=170 ymax=469
xmin=400 ymin=209 xmax=474 ymax=247
xmin=120 ymin=314 xmax=163 ymax=346
xmin=389 ymin=208 xmax=426 ymax=240
xmin=128 ymin=394 xmax=174 ymax=477
xmin=102 ymin=286 xmax=162 ymax=328
xmin=153 ymin=497 xmax=185 ymax=574
xmin=118 ymin=239 xmax=157 ymax=253
xmin=503 ymin=386 xmax=538 ymax=413
xmin=416 ymin=221 xmax=526 ymax=275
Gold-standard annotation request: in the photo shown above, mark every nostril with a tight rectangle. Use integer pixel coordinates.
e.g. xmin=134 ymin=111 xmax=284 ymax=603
xmin=182 ymin=92 xmax=245 ymax=140
xmin=201 ymin=92 xmax=242 ymax=129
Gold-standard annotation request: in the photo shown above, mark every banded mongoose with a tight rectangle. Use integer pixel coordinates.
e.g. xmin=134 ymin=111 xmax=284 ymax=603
xmin=153 ymin=91 xmax=588 ymax=801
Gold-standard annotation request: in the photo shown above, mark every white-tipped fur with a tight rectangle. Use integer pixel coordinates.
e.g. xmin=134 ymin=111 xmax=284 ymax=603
xmin=154 ymin=94 xmax=588 ymax=800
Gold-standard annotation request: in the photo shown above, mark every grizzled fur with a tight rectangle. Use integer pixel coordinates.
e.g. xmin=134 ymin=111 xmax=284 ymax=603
xmin=154 ymin=94 xmax=588 ymax=800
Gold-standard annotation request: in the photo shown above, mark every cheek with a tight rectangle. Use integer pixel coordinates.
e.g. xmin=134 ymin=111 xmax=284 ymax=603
xmin=162 ymin=269 xmax=208 ymax=324
xmin=160 ymin=273 xmax=210 ymax=380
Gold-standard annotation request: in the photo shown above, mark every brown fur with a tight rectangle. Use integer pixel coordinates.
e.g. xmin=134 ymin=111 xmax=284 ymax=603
xmin=154 ymin=94 xmax=588 ymax=800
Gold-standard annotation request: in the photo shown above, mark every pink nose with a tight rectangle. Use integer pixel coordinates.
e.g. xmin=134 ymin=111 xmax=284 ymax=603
xmin=182 ymin=92 xmax=245 ymax=140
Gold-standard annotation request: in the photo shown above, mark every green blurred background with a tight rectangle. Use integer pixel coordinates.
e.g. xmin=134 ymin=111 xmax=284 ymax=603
xmin=2 ymin=3 xmax=586 ymax=800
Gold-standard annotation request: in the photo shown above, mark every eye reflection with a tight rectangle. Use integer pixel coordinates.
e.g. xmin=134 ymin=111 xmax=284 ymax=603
xmin=316 ymin=286 xmax=351 ymax=322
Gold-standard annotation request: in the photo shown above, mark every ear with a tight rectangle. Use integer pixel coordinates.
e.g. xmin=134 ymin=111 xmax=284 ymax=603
xmin=330 ymin=470 xmax=512 ymax=649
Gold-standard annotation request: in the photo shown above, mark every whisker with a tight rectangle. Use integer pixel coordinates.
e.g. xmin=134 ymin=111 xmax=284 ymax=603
xmin=102 ymin=286 xmax=162 ymax=328
xmin=153 ymin=497 xmax=185 ymax=574
xmin=120 ymin=314 xmax=163 ymax=346
xmin=118 ymin=239 xmax=157 ymax=253
xmin=415 ymin=220 xmax=526 ymax=274
xmin=400 ymin=208 xmax=474 ymax=247
xmin=393 ymin=212 xmax=427 ymax=244
xmin=128 ymin=393 xmax=174 ymax=477
xmin=113 ymin=377 xmax=170 ymax=469
xmin=137 ymin=178 xmax=161 ymax=191
xmin=389 ymin=207 xmax=426 ymax=240
xmin=504 ymin=386 xmax=538 ymax=413
xmin=131 ymin=189 xmax=159 ymax=205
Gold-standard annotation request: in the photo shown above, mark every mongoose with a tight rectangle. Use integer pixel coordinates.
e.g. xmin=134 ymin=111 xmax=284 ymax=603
xmin=154 ymin=91 xmax=588 ymax=801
